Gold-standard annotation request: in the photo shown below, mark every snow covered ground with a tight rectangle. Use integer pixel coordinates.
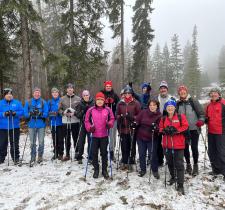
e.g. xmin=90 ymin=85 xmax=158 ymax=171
xmin=0 ymin=126 xmax=225 ymax=210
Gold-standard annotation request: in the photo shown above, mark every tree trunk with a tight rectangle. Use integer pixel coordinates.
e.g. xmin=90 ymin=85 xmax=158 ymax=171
xmin=121 ymin=0 xmax=125 ymax=87
xmin=21 ymin=13 xmax=32 ymax=101
xmin=37 ymin=0 xmax=48 ymax=96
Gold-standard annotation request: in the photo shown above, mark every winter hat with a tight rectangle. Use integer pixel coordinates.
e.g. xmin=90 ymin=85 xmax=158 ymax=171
xmin=95 ymin=92 xmax=105 ymax=101
xmin=178 ymin=85 xmax=188 ymax=94
xmin=3 ymin=88 xmax=13 ymax=96
xmin=66 ymin=83 xmax=74 ymax=89
xmin=104 ymin=80 xmax=113 ymax=87
xmin=164 ymin=99 xmax=177 ymax=110
xmin=209 ymin=87 xmax=221 ymax=96
xmin=51 ymin=87 xmax=59 ymax=93
xmin=141 ymin=82 xmax=151 ymax=91
xmin=33 ymin=87 xmax=41 ymax=93
xmin=82 ymin=90 xmax=90 ymax=97
xmin=123 ymin=85 xmax=134 ymax=94
xmin=159 ymin=81 xmax=168 ymax=89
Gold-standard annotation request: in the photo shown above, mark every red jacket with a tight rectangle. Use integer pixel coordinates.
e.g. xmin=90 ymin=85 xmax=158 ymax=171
xmin=206 ymin=98 xmax=225 ymax=135
xmin=159 ymin=113 xmax=189 ymax=149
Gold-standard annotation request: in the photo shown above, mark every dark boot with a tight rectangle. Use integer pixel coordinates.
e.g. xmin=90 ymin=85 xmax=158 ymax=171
xmin=78 ymin=159 xmax=82 ymax=164
xmin=192 ymin=164 xmax=199 ymax=176
xmin=177 ymin=184 xmax=185 ymax=195
xmin=102 ymin=170 xmax=109 ymax=179
xmin=168 ymin=177 xmax=176 ymax=185
xmin=62 ymin=156 xmax=70 ymax=161
xmin=58 ymin=155 xmax=63 ymax=161
xmin=138 ymin=171 xmax=146 ymax=177
xmin=93 ymin=169 xmax=99 ymax=179
xmin=185 ymin=163 xmax=192 ymax=175
xmin=153 ymin=171 xmax=160 ymax=179
xmin=37 ymin=156 xmax=43 ymax=164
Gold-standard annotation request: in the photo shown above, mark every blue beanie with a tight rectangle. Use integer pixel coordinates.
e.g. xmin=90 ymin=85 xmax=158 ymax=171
xmin=164 ymin=99 xmax=177 ymax=110
xmin=141 ymin=82 xmax=151 ymax=90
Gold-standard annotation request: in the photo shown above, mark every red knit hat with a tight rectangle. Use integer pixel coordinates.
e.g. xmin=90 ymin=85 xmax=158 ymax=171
xmin=178 ymin=85 xmax=188 ymax=93
xmin=95 ymin=92 xmax=105 ymax=101
xmin=104 ymin=80 xmax=113 ymax=87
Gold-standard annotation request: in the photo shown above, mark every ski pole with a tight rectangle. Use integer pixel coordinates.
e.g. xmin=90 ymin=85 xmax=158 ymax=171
xmin=84 ymin=132 xmax=93 ymax=181
xmin=69 ymin=117 xmax=73 ymax=162
xmin=171 ymin=135 xmax=177 ymax=189
xmin=30 ymin=115 xmax=37 ymax=167
xmin=108 ymin=129 xmax=113 ymax=179
xmin=20 ymin=131 xmax=29 ymax=165
xmin=127 ymin=126 xmax=135 ymax=179
xmin=116 ymin=133 xmax=122 ymax=170
xmin=149 ymin=128 xmax=154 ymax=184
xmin=74 ymin=123 xmax=83 ymax=159
xmin=164 ymin=135 xmax=168 ymax=188
xmin=200 ymin=130 xmax=208 ymax=170
xmin=12 ymin=115 xmax=16 ymax=164
xmin=54 ymin=116 xmax=57 ymax=161
xmin=7 ymin=115 xmax=10 ymax=166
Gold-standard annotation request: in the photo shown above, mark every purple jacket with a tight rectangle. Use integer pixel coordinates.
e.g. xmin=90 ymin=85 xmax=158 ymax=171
xmin=85 ymin=106 xmax=115 ymax=138
xmin=136 ymin=109 xmax=161 ymax=141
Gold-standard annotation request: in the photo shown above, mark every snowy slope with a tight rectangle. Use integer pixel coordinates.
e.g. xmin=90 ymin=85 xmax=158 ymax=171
xmin=0 ymin=126 xmax=225 ymax=210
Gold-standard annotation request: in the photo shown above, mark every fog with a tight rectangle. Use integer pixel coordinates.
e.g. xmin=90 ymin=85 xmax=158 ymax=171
xmin=103 ymin=0 xmax=225 ymax=81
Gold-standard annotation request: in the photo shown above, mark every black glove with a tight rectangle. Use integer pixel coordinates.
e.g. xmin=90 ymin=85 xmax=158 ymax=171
xmin=125 ymin=112 xmax=133 ymax=121
xmin=169 ymin=126 xmax=178 ymax=135
xmin=162 ymin=126 xmax=170 ymax=135
xmin=11 ymin=111 xmax=16 ymax=116
xmin=4 ymin=111 xmax=10 ymax=117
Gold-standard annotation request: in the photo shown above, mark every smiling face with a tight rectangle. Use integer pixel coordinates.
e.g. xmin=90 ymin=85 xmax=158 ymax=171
xmin=96 ymin=98 xmax=104 ymax=107
xmin=179 ymin=90 xmax=188 ymax=99
xmin=166 ymin=105 xmax=175 ymax=115
xmin=105 ymin=85 xmax=112 ymax=92
xmin=149 ymin=101 xmax=157 ymax=112
xmin=159 ymin=87 xmax=168 ymax=97
xmin=52 ymin=91 xmax=59 ymax=99
xmin=210 ymin=91 xmax=220 ymax=101
xmin=83 ymin=94 xmax=90 ymax=102
xmin=33 ymin=90 xmax=41 ymax=99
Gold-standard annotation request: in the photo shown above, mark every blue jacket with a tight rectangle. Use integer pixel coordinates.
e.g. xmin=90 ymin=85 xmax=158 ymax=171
xmin=24 ymin=98 xmax=48 ymax=128
xmin=48 ymin=97 xmax=62 ymax=126
xmin=0 ymin=99 xmax=23 ymax=129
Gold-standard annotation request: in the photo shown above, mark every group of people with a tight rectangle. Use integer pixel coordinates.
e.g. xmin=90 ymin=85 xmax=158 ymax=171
xmin=0 ymin=80 xmax=225 ymax=195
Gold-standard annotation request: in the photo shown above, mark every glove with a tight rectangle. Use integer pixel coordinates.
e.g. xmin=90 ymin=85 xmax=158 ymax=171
xmin=11 ymin=111 xmax=16 ymax=117
xmin=33 ymin=108 xmax=41 ymax=116
xmin=4 ymin=111 xmax=10 ymax=117
xmin=130 ymin=121 xmax=137 ymax=129
xmin=162 ymin=127 xmax=170 ymax=135
xmin=168 ymin=126 xmax=178 ymax=136
xmin=49 ymin=112 xmax=57 ymax=117
xmin=90 ymin=125 xmax=95 ymax=133
xmin=196 ymin=120 xmax=204 ymax=127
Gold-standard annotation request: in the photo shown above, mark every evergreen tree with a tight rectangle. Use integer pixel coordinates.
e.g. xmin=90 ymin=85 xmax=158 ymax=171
xmin=124 ymin=39 xmax=133 ymax=83
xmin=132 ymin=0 xmax=154 ymax=84
xmin=218 ymin=46 xmax=225 ymax=88
xmin=170 ymin=34 xmax=183 ymax=89
xmin=151 ymin=43 xmax=162 ymax=88
xmin=184 ymin=25 xmax=201 ymax=97
xmin=183 ymin=40 xmax=192 ymax=84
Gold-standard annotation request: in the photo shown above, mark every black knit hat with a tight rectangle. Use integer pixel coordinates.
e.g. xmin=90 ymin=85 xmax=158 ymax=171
xmin=3 ymin=88 xmax=13 ymax=96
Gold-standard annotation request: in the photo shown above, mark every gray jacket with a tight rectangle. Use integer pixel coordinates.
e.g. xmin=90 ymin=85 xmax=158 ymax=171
xmin=176 ymin=95 xmax=205 ymax=131
xmin=58 ymin=94 xmax=81 ymax=124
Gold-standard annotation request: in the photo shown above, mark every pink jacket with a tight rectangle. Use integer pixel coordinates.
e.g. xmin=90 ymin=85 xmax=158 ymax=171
xmin=85 ymin=106 xmax=115 ymax=138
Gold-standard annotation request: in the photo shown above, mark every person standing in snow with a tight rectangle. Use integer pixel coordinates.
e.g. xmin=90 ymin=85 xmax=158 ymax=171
xmin=48 ymin=87 xmax=64 ymax=161
xmin=136 ymin=98 xmax=161 ymax=178
xmin=159 ymin=100 xmax=189 ymax=195
xmin=101 ymin=80 xmax=120 ymax=161
xmin=85 ymin=92 xmax=115 ymax=179
xmin=0 ymin=88 xmax=23 ymax=164
xmin=24 ymin=87 xmax=48 ymax=165
xmin=139 ymin=82 xmax=152 ymax=109
xmin=176 ymin=85 xmax=205 ymax=176
xmin=205 ymin=87 xmax=225 ymax=181
xmin=116 ymin=86 xmax=141 ymax=170
xmin=58 ymin=83 xmax=81 ymax=161
xmin=157 ymin=81 xmax=174 ymax=166
xmin=75 ymin=90 xmax=94 ymax=164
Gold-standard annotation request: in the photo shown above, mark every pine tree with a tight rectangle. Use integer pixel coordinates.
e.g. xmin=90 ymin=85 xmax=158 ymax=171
xmin=105 ymin=0 xmax=125 ymax=86
xmin=184 ymin=25 xmax=201 ymax=97
xmin=151 ymin=44 xmax=162 ymax=88
xmin=218 ymin=46 xmax=225 ymax=88
xmin=183 ymin=40 xmax=192 ymax=84
xmin=132 ymin=0 xmax=154 ymax=85
xmin=170 ymin=34 xmax=183 ymax=90
xmin=124 ymin=39 xmax=133 ymax=83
